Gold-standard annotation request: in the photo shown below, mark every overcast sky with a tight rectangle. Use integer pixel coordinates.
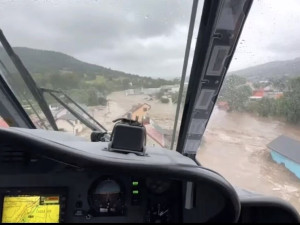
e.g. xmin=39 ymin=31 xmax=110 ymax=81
xmin=1 ymin=0 xmax=300 ymax=78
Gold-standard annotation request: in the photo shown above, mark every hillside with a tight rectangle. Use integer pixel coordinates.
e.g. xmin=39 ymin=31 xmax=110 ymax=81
xmin=0 ymin=47 xmax=177 ymax=106
xmin=0 ymin=47 xmax=139 ymax=78
xmin=229 ymin=57 xmax=300 ymax=82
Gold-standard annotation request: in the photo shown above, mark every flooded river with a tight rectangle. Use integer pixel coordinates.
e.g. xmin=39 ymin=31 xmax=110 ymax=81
xmin=89 ymin=91 xmax=300 ymax=213
xmin=197 ymin=107 xmax=300 ymax=212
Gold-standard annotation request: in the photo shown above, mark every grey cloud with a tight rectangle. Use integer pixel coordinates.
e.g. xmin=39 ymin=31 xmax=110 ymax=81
xmin=0 ymin=0 xmax=195 ymax=77
xmin=229 ymin=0 xmax=300 ymax=71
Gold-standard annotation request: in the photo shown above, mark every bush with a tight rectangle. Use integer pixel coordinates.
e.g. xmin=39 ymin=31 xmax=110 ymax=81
xmin=160 ymin=97 xmax=170 ymax=104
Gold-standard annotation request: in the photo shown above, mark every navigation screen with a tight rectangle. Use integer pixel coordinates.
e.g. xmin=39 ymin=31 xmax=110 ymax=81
xmin=1 ymin=195 xmax=60 ymax=223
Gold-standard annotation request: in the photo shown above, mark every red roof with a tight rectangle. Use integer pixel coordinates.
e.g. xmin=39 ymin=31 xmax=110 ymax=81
xmin=0 ymin=119 xmax=9 ymax=128
xmin=144 ymin=124 xmax=165 ymax=147
xmin=252 ymin=89 xmax=264 ymax=97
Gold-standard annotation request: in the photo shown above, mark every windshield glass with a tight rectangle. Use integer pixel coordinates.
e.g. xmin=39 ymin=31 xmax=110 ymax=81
xmin=196 ymin=0 xmax=300 ymax=213
xmin=1 ymin=0 xmax=300 ymax=214
xmin=0 ymin=45 xmax=53 ymax=130
xmin=0 ymin=0 xmax=203 ymax=145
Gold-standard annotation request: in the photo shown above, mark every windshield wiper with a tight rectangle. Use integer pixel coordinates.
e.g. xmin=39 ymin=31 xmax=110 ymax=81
xmin=41 ymin=88 xmax=107 ymax=132
xmin=0 ymin=29 xmax=108 ymax=136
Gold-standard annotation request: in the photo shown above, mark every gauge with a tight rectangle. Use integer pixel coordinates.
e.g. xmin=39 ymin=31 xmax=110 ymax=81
xmin=146 ymin=178 xmax=171 ymax=195
xmin=88 ymin=178 xmax=125 ymax=216
xmin=145 ymin=203 xmax=171 ymax=223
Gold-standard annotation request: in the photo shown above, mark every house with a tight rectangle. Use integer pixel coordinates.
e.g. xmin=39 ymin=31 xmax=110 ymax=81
xmin=53 ymin=104 xmax=89 ymax=135
xmin=144 ymin=123 xmax=165 ymax=147
xmin=141 ymin=88 xmax=161 ymax=95
xmin=124 ymin=88 xmax=143 ymax=96
xmin=161 ymin=85 xmax=180 ymax=94
xmin=265 ymin=91 xmax=284 ymax=99
xmin=249 ymin=88 xmax=264 ymax=101
xmin=144 ymin=119 xmax=168 ymax=148
xmin=123 ymin=103 xmax=170 ymax=147
xmin=253 ymin=88 xmax=265 ymax=97
xmin=267 ymin=135 xmax=300 ymax=179
xmin=56 ymin=113 xmax=84 ymax=135
xmin=125 ymin=103 xmax=151 ymax=123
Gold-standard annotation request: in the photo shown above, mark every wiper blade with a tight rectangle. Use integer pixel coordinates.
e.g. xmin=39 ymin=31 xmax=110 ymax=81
xmin=41 ymin=88 xmax=107 ymax=132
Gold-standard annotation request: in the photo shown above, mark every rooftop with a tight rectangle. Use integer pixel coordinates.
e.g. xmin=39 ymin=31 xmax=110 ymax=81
xmin=267 ymin=135 xmax=300 ymax=164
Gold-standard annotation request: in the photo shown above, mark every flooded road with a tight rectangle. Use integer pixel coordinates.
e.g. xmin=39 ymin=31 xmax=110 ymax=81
xmin=197 ymin=108 xmax=300 ymax=212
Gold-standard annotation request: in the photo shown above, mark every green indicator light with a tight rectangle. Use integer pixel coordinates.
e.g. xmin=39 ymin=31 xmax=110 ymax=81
xmin=132 ymin=190 xmax=139 ymax=195
xmin=132 ymin=181 xmax=139 ymax=186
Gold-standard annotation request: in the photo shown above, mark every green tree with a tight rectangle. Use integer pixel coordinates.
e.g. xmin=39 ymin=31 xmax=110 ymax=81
xmin=280 ymin=77 xmax=300 ymax=123
xmin=87 ymin=88 xmax=99 ymax=106
xmin=220 ymin=75 xmax=252 ymax=111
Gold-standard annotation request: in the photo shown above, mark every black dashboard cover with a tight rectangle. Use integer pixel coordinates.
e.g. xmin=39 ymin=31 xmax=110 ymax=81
xmin=0 ymin=127 xmax=299 ymax=223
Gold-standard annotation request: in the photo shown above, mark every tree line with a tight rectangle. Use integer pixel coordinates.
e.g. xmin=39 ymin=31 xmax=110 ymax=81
xmin=219 ymin=75 xmax=300 ymax=124
xmin=32 ymin=72 xmax=178 ymax=107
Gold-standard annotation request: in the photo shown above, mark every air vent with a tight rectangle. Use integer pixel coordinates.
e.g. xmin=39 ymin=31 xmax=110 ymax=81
xmin=0 ymin=146 xmax=29 ymax=163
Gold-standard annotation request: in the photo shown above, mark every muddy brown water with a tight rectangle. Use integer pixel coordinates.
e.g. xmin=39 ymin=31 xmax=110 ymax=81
xmin=197 ymin=107 xmax=300 ymax=213
xmin=87 ymin=91 xmax=300 ymax=213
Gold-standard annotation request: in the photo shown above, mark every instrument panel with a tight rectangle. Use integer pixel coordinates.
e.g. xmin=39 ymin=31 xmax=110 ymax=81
xmin=0 ymin=174 xmax=183 ymax=223
xmin=0 ymin=127 xmax=298 ymax=223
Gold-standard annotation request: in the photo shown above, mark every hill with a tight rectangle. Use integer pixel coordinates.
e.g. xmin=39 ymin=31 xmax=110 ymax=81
xmin=0 ymin=47 xmax=141 ymax=78
xmin=0 ymin=47 xmax=177 ymax=106
xmin=229 ymin=57 xmax=300 ymax=82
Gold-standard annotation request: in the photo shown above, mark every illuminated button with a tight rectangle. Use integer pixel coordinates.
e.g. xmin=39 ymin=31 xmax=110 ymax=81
xmin=132 ymin=181 xmax=139 ymax=186
xmin=132 ymin=190 xmax=139 ymax=195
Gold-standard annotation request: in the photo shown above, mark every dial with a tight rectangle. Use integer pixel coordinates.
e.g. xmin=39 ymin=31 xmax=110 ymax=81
xmin=145 ymin=203 xmax=171 ymax=223
xmin=88 ymin=178 xmax=125 ymax=216
xmin=146 ymin=178 xmax=171 ymax=195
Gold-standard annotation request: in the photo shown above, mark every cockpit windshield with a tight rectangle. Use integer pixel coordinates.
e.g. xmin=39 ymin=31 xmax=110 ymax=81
xmin=0 ymin=0 xmax=204 ymax=145
xmin=0 ymin=0 xmax=300 ymax=215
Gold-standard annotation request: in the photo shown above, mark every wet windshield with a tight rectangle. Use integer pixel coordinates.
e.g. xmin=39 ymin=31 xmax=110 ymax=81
xmin=0 ymin=0 xmax=300 ymax=214
xmin=197 ymin=0 xmax=300 ymax=213
xmin=0 ymin=0 xmax=203 ymax=144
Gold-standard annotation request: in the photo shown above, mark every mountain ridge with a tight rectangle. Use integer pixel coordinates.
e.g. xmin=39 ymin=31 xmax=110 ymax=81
xmin=229 ymin=57 xmax=300 ymax=81
xmin=0 ymin=46 xmax=143 ymax=79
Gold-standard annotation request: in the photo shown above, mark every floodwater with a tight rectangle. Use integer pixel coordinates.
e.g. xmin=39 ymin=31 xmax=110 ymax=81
xmin=92 ymin=91 xmax=178 ymax=131
xmin=87 ymin=91 xmax=300 ymax=213
xmin=197 ymin=107 xmax=300 ymax=213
